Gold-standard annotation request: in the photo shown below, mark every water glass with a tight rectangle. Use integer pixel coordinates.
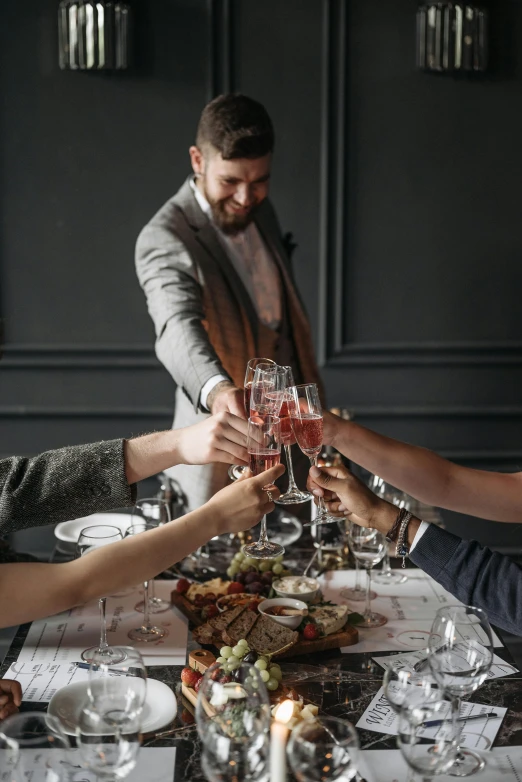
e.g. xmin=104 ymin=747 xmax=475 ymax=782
xmin=398 ymin=697 xmax=459 ymax=781
xmin=287 ymin=716 xmax=359 ymax=782
xmin=76 ymin=704 xmax=141 ymax=779
xmin=0 ymin=713 xmax=71 ymax=782
xmin=77 ymin=525 xmax=125 ymax=663
xmin=88 ymin=646 xmax=147 ymax=727
xmin=201 ymin=731 xmax=270 ymax=782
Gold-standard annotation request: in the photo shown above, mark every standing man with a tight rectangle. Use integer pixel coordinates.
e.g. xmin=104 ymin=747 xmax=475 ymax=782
xmin=136 ymin=94 xmax=322 ymax=510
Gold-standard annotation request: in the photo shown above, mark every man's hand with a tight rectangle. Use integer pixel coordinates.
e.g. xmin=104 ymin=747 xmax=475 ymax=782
xmin=307 ymin=465 xmax=396 ymax=530
xmin=322 ymin=409 xmax=342 ymax=447
xmin=0 ymin=679 xmax=22 ymax=720
xmin=176 ymin=413 xmax=249 ymax=466
xmin=208 ymin=382 xmax=246 ymax=419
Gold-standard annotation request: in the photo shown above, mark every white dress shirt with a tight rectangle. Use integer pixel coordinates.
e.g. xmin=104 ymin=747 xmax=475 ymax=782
xmin=409 ymin=520 xmax=430 ymax=552
xmin=190 ymin=179 xmax=282 ymax=410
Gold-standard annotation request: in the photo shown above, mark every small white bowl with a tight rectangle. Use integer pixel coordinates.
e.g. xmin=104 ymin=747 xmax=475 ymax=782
xmin=271 ymin=576 xmax=320 ymax=603
xmin=258 ymin=598 xmax=308 ymax=629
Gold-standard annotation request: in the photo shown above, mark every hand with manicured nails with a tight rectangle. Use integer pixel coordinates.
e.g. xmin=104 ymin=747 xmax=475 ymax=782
xmin=0 ymin=679 xmax=22 ymax=720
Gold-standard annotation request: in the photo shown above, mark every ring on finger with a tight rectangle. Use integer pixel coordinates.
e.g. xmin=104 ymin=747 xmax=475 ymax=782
xmin=263 ymin=486 xmax=274 ymax=503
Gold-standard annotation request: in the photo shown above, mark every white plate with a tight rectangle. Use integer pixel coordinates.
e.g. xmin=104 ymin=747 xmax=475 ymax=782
xmin=48 ymin=678 xmax=177 ymax=735
xmin=54 ymin=513 xmax=135 ymax=543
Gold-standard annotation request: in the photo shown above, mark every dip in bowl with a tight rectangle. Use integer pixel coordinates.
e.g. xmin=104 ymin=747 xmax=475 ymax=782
xmin=271 ymin=575 xmax=319 ymax=603
xmin=258 ymin=598 xmax=308 ymax=629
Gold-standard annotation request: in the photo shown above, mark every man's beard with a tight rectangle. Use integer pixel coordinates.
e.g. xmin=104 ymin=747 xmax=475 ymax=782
xmin=202 ymin=182 xmax=258 ymax=235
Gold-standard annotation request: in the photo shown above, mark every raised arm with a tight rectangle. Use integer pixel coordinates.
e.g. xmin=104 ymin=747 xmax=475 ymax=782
xmin=324 ymin=412 xmax=522 ymax=523
xmin=0 ymin=464 xmax=284 ymax=629
xmin=1 ymin=413 xmax=249 ymax=533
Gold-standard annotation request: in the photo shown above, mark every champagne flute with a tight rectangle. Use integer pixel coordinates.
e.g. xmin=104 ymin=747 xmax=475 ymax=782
xmin=250 ymin=364 xmax=286 ymax=416
xmin=347 ymin=525 xmax=387 ymax=628
xmin=241 ymin=415 xmax=284 ymax=559
xmin=426 ymin=605 xmax=494 ymax=777
xmin=275 ymin=366 xmax=312 ymax=505
xmin=131 ymin=498 xmax=172 ymax=613
xmin=244 ymin=357 xmax=276 ymax=412
xmin=287 ymin=383 xmax=339 ymax=524
xmin=341 ymin=521 xmax=377 ymax=601
xmin=77 ymin=525 xmax=125 ymax=664
xmin=126 ymin=523 xmax=168 ymax=643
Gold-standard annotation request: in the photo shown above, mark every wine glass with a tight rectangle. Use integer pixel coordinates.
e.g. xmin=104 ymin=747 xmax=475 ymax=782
xmin=287 ymin=383 xmax=339 ymax=524
xmin=397 ymin=697 xmax=459 ymax=782
xmin=287 ymin=716 xmax=360 ymax=782
xmin=77 ymin=525 xmax=125 ymax=664
xmin=347 ymin=525 xmax=387 ymax=628
xmin=383 ymin=661 xmax=443 ymax=715
xmin=76 ymin=703 xmax=141 ymax=779
xmin=131 ymin=498 xmax=172 ymax=613
xmin=370 ymin=476 xmax=409 ymax=586
xmin=0 ymin=713 xmax=71 ymax=782
xmin=244 ymin=357 xmax=276 ymax=413
xmin=250 ymin=364 xmax=286 ymax=416
xmin=341 ymin=521 xmax=377 ymax=601
xmin=125 ymin=523 xmax=169 ymax=643
xmin=242 ymin=415 xmax=284 ymax=559
xmin=88 ymin=646 xmax=147 ymax=728
xmin=426 ymin=605 xmax=494 ymax=777
xmin=275 ymin=366 xmax=312 ymax=505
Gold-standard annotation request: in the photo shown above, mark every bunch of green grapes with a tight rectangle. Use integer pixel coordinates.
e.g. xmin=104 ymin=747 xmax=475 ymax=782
xmin=226 ymin=551 xmax=287 ymax=582
xmin=217 ymin=641 xmax=282 ymax=691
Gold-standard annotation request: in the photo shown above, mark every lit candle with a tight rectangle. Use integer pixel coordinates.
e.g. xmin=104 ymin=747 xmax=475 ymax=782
xmin=270 ymin=699 xmax=294 ymax=782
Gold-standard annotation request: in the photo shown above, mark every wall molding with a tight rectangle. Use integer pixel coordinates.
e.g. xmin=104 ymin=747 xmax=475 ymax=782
xmin=0 ymin=406 xmax=172 ymax=418
xmin=1 ymin=344 xmax=161 ymax=369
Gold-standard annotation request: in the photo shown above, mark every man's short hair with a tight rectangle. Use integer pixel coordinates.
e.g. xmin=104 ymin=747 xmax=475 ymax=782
xmin=196 ymin=94 xmax=274 ymax=160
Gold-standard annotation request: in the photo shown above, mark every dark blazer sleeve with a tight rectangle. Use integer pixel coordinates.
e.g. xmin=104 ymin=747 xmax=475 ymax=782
xmin=0 ymin=439 xmax=137 ymax=535
xmin=410 ymin=524 xmax=522 ymax=636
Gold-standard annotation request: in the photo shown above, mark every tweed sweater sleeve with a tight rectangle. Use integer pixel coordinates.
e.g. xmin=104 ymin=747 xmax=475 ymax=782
xmin=410 ymin=523 xmax=522 ymax=636
xmin=0 ymin=439 xmax=137 ymax=534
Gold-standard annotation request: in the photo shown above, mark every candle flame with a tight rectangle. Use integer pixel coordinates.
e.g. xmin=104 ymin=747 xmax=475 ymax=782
xmin=274 ymin=699 xmax=294 ymax=724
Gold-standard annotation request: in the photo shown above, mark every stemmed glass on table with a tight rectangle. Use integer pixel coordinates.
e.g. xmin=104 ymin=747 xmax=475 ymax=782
xmin=287 ymin=383 xmax=339 ymax=525
xmin=0 ymin=712 xmax=71 ymax=782
xmin=425 ymin=605 xmax=494 ymax=777
xmin=287 ymin=716 xmax=360 ymax=782
xmin=370 ymin=475 xmax=409 ymax=587
xmin=341 ymin=522 xmax=377 ymax=602
xmin=241 ymin=415 xmax=284 ymax=560
xmin=125 ymin=523 xmax=169 ymax=643
xmin=77 ymin=525 xmax=125 ymax=664
xmin=131 ymin=498 xmax=172 ymax=613
xmin=275 ymin=367 xmax=312 ymax=505
xmin=76 ymin=646 xmax=146 ymax=780
xmin=345 ymin=525 xmax=388 ymax=628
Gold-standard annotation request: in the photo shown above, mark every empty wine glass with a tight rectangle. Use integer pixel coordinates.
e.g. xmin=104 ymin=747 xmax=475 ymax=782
xmin=77 ymin=525 xmax=125 ymax=664
xmin=131 ymin=498 xmax=172 ymax=613
xmin=398 ymin=697 xmax=459 ymax=782
xmin=383 ymin=661 xmax=442 ymax=715
xmin=242 ymin=415 xmax=284 ymax=559
xmin=341 ymin=521 xmax=377 ymax=601
xmin=287 ymin=716 xmax=360 ymax=782
xmin=426 ymin=605 xmax=494 ymax=777
xmin=77 ymin=703 xmax=141 ymax=779
xmin=275 ymin=366 xmax=312 ymax=505
xmin=0 ymin=713 xmax=71 ymax=782
xmin=370 ymin=476 xmax=409 ymax=586
xmin=125 ymin=523 xmax=169 ymax=643
xmin=287 ymin=383 xmax=338 ymax=524
xmin=88 ymin=646 xmax=147 ymax=728
xmin=347 ymin=525 xmax=387 ymax=628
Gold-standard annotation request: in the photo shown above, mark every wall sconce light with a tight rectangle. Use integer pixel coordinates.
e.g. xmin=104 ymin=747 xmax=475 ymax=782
xmin=416 ymin=4 xmax=488 ymax=73
xmin=58 ymin=1 xmax=131 ymax=70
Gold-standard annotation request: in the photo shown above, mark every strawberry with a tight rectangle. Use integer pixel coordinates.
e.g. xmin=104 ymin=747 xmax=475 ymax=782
xmin=303 ymin=623 xmax=319 ymax=641
xmin=194 ymin=676 xmax=204 ymax=693
xmin=176 ymin=578 xmax=191 ymax=594
xmin=181 ymin=667 xmax=202 ymax=689
xmin=227 ymin=582 xmax=245 ymax=595
xmin=202 ymin=604 xmax=219 ymax=620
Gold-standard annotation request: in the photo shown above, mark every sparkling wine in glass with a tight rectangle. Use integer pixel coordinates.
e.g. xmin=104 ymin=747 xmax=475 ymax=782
xmin=251 ymin=364 xmax=286 ymax=417
xmin=242 ymin=415 xmax=284 ymax=560
xmin=131 ymin=498 xmax=172 ymax=613
xmin=125 ymin=523 xmax=169 ymax=644
xmin=244 ymin=357 xmax=276 ymax=413
xmin=275 ymin=367 xmax=312 ymax=506
xmin=288 ymin=383 xmax=338 ymax=524
xmin=347 ymin=525 xmax=388 ymax=628
xmin=426 ymin=605 xmax=494 ymax=777
xmin=77 ymin=525 xmax=126 ymax=664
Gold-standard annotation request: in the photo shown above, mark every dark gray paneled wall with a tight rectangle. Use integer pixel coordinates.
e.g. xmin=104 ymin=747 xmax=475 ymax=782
xmin=1 ymin=0 xmax=522 ymax=546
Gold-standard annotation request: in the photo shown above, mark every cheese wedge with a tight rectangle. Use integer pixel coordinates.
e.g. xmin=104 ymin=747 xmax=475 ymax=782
xmin=308 ymin=605 xmax=348 ymax=636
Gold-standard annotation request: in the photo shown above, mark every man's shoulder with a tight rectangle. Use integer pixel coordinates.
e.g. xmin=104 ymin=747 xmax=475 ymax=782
xmin=136 ymin=178 xmax=202 ymax=251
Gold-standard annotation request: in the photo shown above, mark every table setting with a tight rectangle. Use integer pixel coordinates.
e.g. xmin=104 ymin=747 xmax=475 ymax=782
xmin=1 ymin=363 xmax=522 ymax=781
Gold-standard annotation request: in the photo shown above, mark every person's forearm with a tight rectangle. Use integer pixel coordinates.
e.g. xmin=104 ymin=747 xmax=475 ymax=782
xmin=124 ymin=430 xmax=185 ymax=484
xmin=331 ymin=418 xmax=522 ymax=523
xmin=0 ymin=505 xmax=221 ymax=629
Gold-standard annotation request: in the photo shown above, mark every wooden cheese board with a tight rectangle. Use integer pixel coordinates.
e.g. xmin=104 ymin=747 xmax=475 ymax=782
xmin=171 ymin=590 xmax=359 ymax=657
xmin=181 ymin=649 xmax=217 ymax=708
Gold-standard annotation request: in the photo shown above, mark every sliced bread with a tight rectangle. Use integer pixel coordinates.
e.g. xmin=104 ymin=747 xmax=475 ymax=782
xmin=208 ymin=604 xmax=246 ymax=633
xmin=246 ymin=614 xmax=298 ymax=655
xmin=222 ymin=609 xmax=259 ymax=646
